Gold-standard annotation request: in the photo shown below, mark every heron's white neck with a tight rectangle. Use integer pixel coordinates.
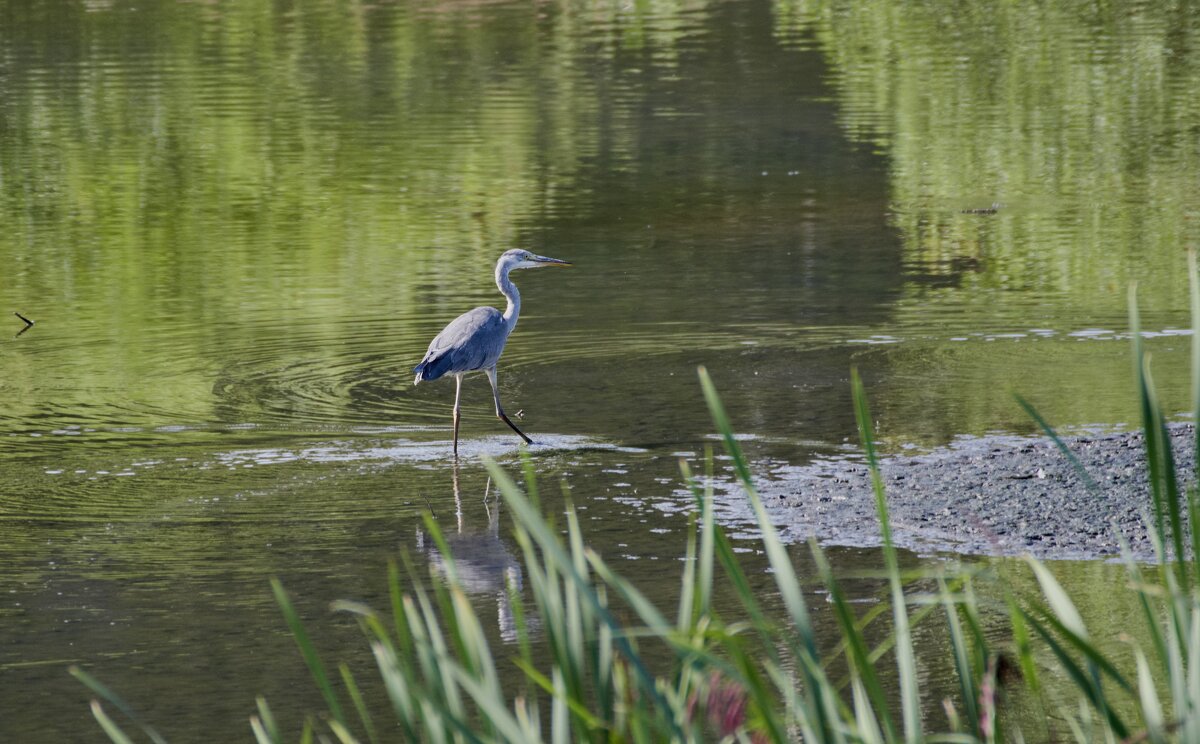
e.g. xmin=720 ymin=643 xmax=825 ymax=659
xmin=496 ymin=261 xmax=521 ymax=327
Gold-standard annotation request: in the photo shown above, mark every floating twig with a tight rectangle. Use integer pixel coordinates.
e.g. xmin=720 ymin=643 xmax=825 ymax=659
xmin=961 ymin=202 xmax=1001 ymax=215
xmin=14 ymin=311 xmax=34 ymax=337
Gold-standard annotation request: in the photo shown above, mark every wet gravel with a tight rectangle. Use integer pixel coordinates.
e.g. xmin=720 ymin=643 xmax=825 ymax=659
xmin=756 ymin=424 xmax=1198 ymax=560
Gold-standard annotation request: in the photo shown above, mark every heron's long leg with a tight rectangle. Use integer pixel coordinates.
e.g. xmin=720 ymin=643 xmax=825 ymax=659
xmin=486 ymin=367 xmax=532 ymax=444
xmin=452 ymin=374 xmax=464 ymax=457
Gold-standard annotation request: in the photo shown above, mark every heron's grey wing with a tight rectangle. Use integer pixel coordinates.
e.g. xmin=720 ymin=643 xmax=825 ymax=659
xmin=413 ymin=307 xmax=508 ymax=381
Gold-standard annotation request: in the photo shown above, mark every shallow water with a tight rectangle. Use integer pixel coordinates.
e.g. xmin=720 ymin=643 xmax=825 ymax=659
xmin=1 ymin=0 xmax=1198 ymax=740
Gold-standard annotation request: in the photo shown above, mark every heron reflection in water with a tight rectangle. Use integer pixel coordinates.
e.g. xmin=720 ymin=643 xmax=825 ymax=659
xmin=413 ymin=249 xmax=571 ymax=456
xmin=418 ymin=467 xmax=523 ymax=642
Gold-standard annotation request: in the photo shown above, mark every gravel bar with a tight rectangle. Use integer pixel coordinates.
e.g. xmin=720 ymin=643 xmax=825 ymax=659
xmin=756 ymin=424 xmax=1198 ymax=560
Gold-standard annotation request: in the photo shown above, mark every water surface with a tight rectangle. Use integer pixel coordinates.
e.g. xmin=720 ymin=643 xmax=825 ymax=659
xmin=1 ymin=0 xmax=1198 ymax=740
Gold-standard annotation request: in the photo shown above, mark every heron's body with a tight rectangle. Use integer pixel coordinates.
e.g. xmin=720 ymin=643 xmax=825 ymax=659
xmin=413 ymin=307 xmax=510 ymax=383
xmin=413 ymin=249 xmax=570 ymax=456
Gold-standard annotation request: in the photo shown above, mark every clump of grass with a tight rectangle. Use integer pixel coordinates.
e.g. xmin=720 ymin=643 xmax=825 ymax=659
xmin=1003 ymin=259 xmax=1200 ymax=742
xmin=78 ymin=256 xmax=1200 ymax=742
xmin=75 ymin=372 xmax=1001 ymax=743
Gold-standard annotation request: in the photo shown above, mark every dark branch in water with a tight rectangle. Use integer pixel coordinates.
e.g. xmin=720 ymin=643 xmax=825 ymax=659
xmin=14 ymin=311 xmax=34 ymax=338
xmin=961 ymin=202 xmax=1001 ymax=215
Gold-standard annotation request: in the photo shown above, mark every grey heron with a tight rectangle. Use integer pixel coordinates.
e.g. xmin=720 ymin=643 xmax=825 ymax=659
xmin=413 ymin=249 xmax=571 ymax=456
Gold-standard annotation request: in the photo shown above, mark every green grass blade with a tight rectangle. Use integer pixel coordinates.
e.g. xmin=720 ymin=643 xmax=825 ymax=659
xmin=388 ymin=559 xmax=414 ymax=659
xmin=563 ymin=498 xmax=590 ymax=705
xmin=482 ymin=455 xmax=681 ymax=738
xmin=452 ymin=584 xmax=502 ymax=696
xmin=551 ymin=667 xmax=569 ymax=744
xmin=1130 ymin=285 xmax=1186 ymax=586
xmin=370 ymin=641 xmax=419 ymax=740
xmin=1142 ymin=355 xmax=1185 ymax=578
xmin=709 ymin=513 xmax=781 ymax=663
xmin=677 ymin=508 xmax=699 ymax=632
xmin=328 ymin=720 xmax=363 ymax=744
xmin=1022 ymin=616 xmax=1130 ymax=738
xmin=512 ymin=657 xmax=605 ymax=730
xmin=250 ymin=718 xmax=274 ymax=744
xmin=851 ymin=678 xmax=886 ymax=744
xmin=811 ymin=540 xmax=898 ymax=741
xmin=69 ymin=666 xmax=169 ymax=744
xmin=1023 ymin=603 xmax=1131 ymax=691
xmin=1191 ymin=249 xmax=1200 ymax=480
xmin=88 ymin=701 xmax=137 ymax=744
xmin=1119 ymin=538 xmax=1170 ymax=676
xmin=1191 ymin=486 xmax=1200 ymax=599
xmin=1130 ymin=285 xmax=1165 ymax=542
xmin=733 ymin=650 xmax=795 ymax=744
xmin=1026 ymin=558 xmax=1087 ymax=639
xmin=585 ymin=551 xmax=673 ymax=634
xmin=505 ymin=569 xmax=533 ymax=670
xmin=678 ymin=454 xmax=717 ymax=623
xmin=338 ymin=662 xmax=378 ymax=744
xmin=939 ymin=579 xmax=981 ymax=737
xmin=1013 ymin=393 xmax=1102 ymax=494
xmin=1003 ymin=588 xmax=1040 ymax=694
xmin=1135 ymin=648 xmax=1166 ymax=744
xmin=251 ymin=697 xmax=281 ymax=744
xmin=411 ymin=581 xmax=467 ymax=724
xmin=1190 ymin=246 xmax=1200 ymax=627
xmin=1187 ymin=611 xmax=1200 ymax=742
xmin=270 ymin=578 xmax=348 ymax=727
xmin=448 ymin=663 xmax=544 ymax=744
xmin=699 ymin=452 xmax=716 ymax=619
xmin=851 ymin=367 xmax=922 ymax=743
xmin=697 ymin=367 xmax=830 ymax=735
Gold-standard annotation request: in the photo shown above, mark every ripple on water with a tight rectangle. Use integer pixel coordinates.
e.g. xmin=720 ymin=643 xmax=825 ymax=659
xmin=0 ymin=433 xmax=643 ymax=524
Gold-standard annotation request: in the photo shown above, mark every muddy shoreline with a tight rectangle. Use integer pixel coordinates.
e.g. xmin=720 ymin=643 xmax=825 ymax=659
xmin=751 ymin=424 xmax=1197 ymax=560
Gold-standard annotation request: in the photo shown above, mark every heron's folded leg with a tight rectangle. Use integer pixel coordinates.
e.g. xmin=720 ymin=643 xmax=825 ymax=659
xmin=486 ymin=367 xmax=532 ymax=444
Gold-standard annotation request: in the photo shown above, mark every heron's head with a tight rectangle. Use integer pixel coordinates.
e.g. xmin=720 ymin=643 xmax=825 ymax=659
xmin=500 ymin=249 xmax=571 ymax=271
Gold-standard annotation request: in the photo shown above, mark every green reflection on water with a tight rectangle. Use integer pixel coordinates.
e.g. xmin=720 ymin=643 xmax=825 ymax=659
xmin=776 ymin=0 xmax=1200 ymax=441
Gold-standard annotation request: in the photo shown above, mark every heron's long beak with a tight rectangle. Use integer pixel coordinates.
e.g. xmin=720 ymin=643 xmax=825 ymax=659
xmin=531 ymin=254 xmax=571 ymax=267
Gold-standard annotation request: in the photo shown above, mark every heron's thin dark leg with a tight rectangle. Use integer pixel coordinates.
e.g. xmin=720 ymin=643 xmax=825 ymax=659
xmin=452 ymin=374 xmax=464 ymax=457
xmin=486 ymin=367 xmax=532 ymax=445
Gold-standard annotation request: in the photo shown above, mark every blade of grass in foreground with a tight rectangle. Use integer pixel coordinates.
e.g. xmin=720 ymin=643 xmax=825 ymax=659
xmin=697 ymin=365 xmax=835 ymax=741
xmin=1191 ymin=250 xmax=1200 ymax=481
xmin=1012 ymin=393 xmax=1102 ymax=495
xmin=696 ymin=367 xmax=816 ymax=652
xmin=270 ymin=578 xmax=349 ymax=729
xmin=938 ymin=578 xmax=981 ymax=739
xmin=69 ymin=666 xmax=169 ymax=744
xmin=811 ymin=541 xmax=898 ymax=741
xmin=1130 ymin=284 xmax=1186 ymax=586
xmin=251 ymin=697 xmax=282 ymax=744
xmin=1188 ymin=249 xmax=1200 ymax=588
xmin=89 ymin=701 xmax=137 ymax=744
xmin=851 ymin=367 xmax=922 ymax=744
xmin=481 ymin=455 xmax=682 ymax=740
xmin=1135 ymin=648 xmax=1167 ymax=744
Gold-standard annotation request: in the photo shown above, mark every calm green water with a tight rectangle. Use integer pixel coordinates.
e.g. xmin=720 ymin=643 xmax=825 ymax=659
xmin=1 ymin=0 xmax=1198 ymax=740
